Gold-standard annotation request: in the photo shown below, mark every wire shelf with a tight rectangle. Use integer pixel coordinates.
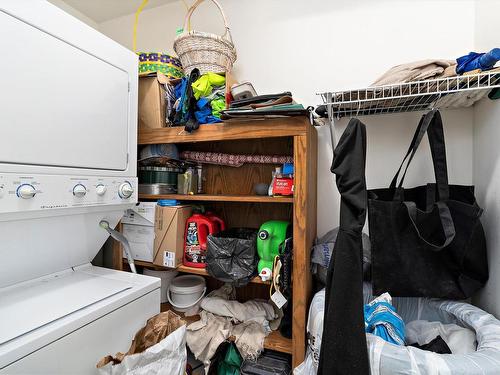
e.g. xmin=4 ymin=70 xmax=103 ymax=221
xmin=319 ymin=71 xmax=500 ymax=119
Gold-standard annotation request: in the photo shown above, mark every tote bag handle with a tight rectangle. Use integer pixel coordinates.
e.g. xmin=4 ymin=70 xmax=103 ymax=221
xmin=389 ymin=114 xmax=426 ymax=190
xmin=404 ymin=201 xmax=455 ymax=251
xmin=390 ymin=110 xmax=450 ymax=201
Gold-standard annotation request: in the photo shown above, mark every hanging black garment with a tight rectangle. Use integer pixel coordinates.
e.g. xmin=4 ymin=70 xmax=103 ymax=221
xmin=368 ymin=110 xmax=488 ymax=299
xmin=318 ymin=119 xmax=370 ymax=375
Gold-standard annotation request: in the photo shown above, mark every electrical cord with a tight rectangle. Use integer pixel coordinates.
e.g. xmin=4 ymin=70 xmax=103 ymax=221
xmin=99 ymin=220 xmax=137 ymax=274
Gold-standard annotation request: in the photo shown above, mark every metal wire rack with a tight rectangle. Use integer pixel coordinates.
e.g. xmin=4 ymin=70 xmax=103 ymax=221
xmin=319 ymin=71 xmax=500 ymax=119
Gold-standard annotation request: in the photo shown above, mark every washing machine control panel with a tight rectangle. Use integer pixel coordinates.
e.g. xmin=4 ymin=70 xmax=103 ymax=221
xmin=0 ymin=173 xmax=137 ymax=214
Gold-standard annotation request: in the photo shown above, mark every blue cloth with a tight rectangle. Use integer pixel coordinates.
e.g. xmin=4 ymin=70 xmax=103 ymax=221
xmin=174 ymin=77 xmax=191 ymax=124
xmin=457 ymin=49 xmax=500 ymax=74
xmin=194 ymin=97 xmax=222 ymax=124
xmin=364 ymin=300 xmax=405 ymax=345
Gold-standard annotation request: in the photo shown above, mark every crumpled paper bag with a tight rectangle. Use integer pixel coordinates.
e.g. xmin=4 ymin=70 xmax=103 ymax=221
xmin=97 ymin=310 xmax=186 ymax=371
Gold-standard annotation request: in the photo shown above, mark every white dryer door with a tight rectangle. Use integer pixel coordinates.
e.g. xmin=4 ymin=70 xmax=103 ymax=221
xmin=0 ymin=10 xmax=130 ymax=171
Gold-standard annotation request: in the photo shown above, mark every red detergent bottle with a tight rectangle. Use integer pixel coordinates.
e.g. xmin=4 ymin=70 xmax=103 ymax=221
xmin=205 ymin=212 xmax=226 ymax=232
xmin=183 ymin=213 xmax=218 ymax=268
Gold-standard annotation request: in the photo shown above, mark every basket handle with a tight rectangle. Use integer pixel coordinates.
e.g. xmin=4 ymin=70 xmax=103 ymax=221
xmin=183 ymin=0 xmax=233 ymax=42
xmin=133 ymin=0 xmax=149 ymax=53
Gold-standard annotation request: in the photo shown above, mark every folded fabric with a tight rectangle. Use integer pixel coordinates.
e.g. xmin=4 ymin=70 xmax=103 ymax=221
xmin=211 ymin=96 xmax=226 ymax=118
xmin=456 ymin=49 xmax=500 ymax=74
xmin=409 ymin=335 xmax=452 ymax=354
xmin=364 ymin=293 xmax=405 ymax=345
xmin=200 ymin=296 xmax=277 ymax=326
xmin=405 ymin=319 xmax=476 ymax=354
xmin=231 ymin=321 xmax=267 ymax=361
xmin=194 ymin=97 xmax=221 ymax=124
xmin=371 ymin=59 xmax=456 ymax=86
xmin=180 ymin=151 xmax=293 ymax=167
xmin=192 ymin=72 xmax=225 ymax=100
xmin=186 ymin=311 xmax=232 ymax=372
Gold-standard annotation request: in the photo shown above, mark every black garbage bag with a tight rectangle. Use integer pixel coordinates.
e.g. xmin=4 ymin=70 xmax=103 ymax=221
xmin=206 ymin=228 xmax=258 ymax=287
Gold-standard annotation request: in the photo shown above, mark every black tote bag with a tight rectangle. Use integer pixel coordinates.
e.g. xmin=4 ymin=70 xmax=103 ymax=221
xmin=368 ymin=110 xmax=488 ymax=299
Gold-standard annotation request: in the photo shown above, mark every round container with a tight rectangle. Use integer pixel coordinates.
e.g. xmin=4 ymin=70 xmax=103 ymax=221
xmin=138 ymin=166 xmax=183 ymax=184
xmin=139 ymin=183 xmax=177 ymax=195
xmin=167 ymin=275 xmax=206 ymax=312
xmin=137 ymin=52 xmax=183 ymax=78
xmin=143 ymin=268 xmax=178 ymax=303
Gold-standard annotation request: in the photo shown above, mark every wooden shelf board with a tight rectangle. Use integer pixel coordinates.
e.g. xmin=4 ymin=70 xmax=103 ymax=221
xmin=160 ymin=303 xmax=292 ymax=354
xmin=126 ymin=259 xmax=269 ymax=285
xmin=139 ymin=193 xmax=293 ymax=203
xmin=177 ymin=264 xmax=269 ymax=285
xmin=264 ymin=330 xmax=293 ymax=354
xmin=138 ymin=118 xmax=309 ymax=145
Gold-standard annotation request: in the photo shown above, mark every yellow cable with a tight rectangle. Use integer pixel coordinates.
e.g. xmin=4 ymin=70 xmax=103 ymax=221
xmin=133 ymin=0 xmax=149 ymax=53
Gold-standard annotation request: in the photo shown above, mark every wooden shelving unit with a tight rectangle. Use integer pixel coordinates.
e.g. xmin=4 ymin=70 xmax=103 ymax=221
xmin=113 ymin=118 xmax=317 ymax=367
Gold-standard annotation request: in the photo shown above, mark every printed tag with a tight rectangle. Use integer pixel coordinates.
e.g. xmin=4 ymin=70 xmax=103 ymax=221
xmin=271 ymin=290 xmax=287 ymax=309
xmin=163 ymin=251 xmax=175 ymax=268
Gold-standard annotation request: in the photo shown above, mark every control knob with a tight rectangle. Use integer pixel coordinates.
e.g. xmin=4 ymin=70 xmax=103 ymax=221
xmin=118 ymin=182 xmax=134 ymax=199
xmin=17 ymin=184 xmax=36 ymax=199
xmin=73 ymin=184 xmax=87 ymax=198
xmin=96 ymin=184 xmax=107 ymax=196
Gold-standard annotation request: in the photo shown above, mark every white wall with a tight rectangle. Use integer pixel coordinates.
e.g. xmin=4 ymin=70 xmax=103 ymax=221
xmin=99 ymin=0 xmax=476 ymax=236
xmin=473 ymin=0 xmax=500 ymax=316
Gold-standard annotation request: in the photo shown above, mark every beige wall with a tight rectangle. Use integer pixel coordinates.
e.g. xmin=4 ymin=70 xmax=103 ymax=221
xmin=47 ymin=0 xmax=99 ymax=29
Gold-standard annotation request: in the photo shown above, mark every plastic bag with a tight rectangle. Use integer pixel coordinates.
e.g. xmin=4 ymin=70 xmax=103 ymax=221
xmin=405 ymin=320 xmax=476 ymax=354
xmin=97 ymin=311 xmax=187 ymax=375
xmin=311 ymin=228 xmax=371 ymax=285
xmin=208 ymin=342 xmax=242 ymax=375
xmin=293 ymin=289 xmax=325 ymax=375
xmin=206 ymin=228 xmax=258 ymax=287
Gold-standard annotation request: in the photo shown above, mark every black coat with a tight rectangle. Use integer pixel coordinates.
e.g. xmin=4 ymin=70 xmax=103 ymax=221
xmin=318 ymin=119 xmax=370 ymax=375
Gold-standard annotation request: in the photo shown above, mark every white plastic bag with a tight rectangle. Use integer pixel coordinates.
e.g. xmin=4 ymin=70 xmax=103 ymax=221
xmin=97 ymin=325 xmax=187 ymax=375
xmin=406 ymin=320 xmax=476 ymax=354
xmin=293 ymin=289 xmax=324 ymax=375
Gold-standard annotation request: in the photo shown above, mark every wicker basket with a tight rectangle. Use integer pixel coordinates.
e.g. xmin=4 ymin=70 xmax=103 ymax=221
xmin=174 ymin=0 xmax=237 ymax=75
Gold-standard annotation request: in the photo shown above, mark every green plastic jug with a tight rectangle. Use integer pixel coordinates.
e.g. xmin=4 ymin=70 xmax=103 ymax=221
xmin=257 ymin=220 xmax=291 ymax=281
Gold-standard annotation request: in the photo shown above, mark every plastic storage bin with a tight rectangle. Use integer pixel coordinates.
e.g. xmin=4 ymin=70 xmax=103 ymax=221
xmin=241 ymin=351 xmax=291 ymax=375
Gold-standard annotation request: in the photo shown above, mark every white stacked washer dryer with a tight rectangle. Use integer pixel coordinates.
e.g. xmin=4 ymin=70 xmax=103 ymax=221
xmin=0 ymin=1 xmax=160 ymax=373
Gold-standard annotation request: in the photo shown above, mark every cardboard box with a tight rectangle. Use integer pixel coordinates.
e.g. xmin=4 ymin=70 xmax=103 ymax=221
xmin=138 ymin=72 xmax=167 ymax=130
xmin=122 ymin=203 xmax=192 ymax=266
xmin=122 ymin=202 xmax=156 ymax=226
xmin=122 ymin=224 xmax=155 ymax=262
xmin=121 ymin=202 xmax=157 ymax=262
xmin=153 ymin=205 xmax=192 ymax=268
